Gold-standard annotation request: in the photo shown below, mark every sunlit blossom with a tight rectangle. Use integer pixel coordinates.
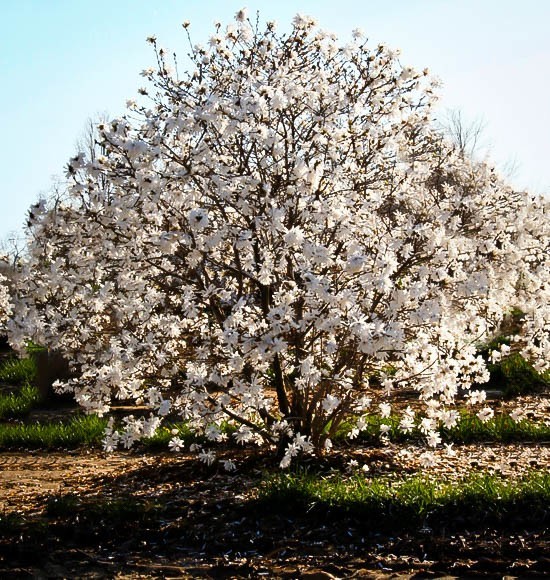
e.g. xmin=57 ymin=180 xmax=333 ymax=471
xmin=477 ymin=407 xmax=495 ymax=422
xmin=168 ymin=436 xmax=185 ymax=452
xmin=419 ymin=451 xmax=437 ymax=468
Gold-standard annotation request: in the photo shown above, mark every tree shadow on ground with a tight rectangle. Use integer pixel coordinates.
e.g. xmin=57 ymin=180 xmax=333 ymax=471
xmin=0 ymin=452 xmax=548 ymax=577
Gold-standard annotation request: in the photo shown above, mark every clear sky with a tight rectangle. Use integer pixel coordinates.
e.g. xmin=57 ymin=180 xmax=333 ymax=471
xmin=1 ymin=0 xmax=549 ymax=242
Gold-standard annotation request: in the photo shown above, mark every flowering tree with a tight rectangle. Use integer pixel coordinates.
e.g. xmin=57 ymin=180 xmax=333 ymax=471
xmin=10 ymin=11 xmax=549 ymax=466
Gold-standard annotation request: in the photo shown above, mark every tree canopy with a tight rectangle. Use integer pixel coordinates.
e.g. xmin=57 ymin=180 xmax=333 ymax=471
xmin=8 ymin=11 xmax=549 ymax=466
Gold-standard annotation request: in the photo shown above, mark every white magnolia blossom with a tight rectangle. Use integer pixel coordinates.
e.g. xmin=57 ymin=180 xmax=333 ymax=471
xmin=199 ymin=449 xmax=216 ymax=466
xmin=419 ymin=451 xmax=438 ymax=468
xmin=322 ymin=394 xmax=341 ymax=414
xmin=477 ymin=406 xmax=495 ymax=422
xmin=0 ymin=274 xmax=12 ymax=332
xmin=8 ymin=12 xmax=549 ymax=463
xmin=222 ymin=458 xmax=237 ymax=472
xmin=444 ymin=443 xmax=456 ymax=457
xmin=168 ymin=436 xmax=185 ymax=452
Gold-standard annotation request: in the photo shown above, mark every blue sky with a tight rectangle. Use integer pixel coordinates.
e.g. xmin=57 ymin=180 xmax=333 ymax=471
xmin=1 ymin=0 xmax=549 ymax=241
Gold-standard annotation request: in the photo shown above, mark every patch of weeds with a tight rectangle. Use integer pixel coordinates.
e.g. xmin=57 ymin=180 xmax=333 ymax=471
xmin=0 ymin=414 xmax=107 ymax=450
xmin=258 ymin=470 xmax=550 ymax=531
xmin=0 ymin=357 xmax=37 ymax=385
xmin=0 ymin=383 xmax=41 ymax=419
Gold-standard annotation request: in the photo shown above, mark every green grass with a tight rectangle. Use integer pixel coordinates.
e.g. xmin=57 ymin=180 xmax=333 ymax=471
xmin=0 ymin=413 xmax=229 ymax=451
xmin=348 ymin=411 xmax=550 ymax=445
xmin=484 ymin=353 xmax=549 ymax=398
xmin=0 ymin=356 xmax=41 ymax=418
xmin=476 ymin=328 xmax=549 ymax=397
xmin=140 ymin=422 xmax=198 ymax=449
xmin=0 ymin=357 xmax=37 ymax=385
xmin=0 ymin=414 xmax=107 ymax=450
xmin=3 ymin=470 xmax=546 ymax=540
xmin=0 ymin=408 xmax=543 ymax=451
xmin=0 ymin=384 xmax=41 ymax=419
xmin=140 ymin=419 xmax=236 ymax=449
xmin=259 ymin=470 xmax=550 ymax=530
xmin=0 ymin=415 xmax=209 ymax=451
xmin=441 ymin=412 xmax=549 ymax=443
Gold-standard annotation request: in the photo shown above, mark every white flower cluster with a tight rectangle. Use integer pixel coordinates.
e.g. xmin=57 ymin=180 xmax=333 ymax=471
xmin=0 ymin=274 xmax=13 ymax=333
xmin=8 ymin=12 xmax=549 ymax=465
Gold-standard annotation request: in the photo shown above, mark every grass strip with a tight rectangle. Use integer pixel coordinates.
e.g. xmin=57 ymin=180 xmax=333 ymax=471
xmin=0 ymin=384 xmax=41 ymax=419
xmin=259 ymin=470 xmax=550 ymax=531
xmin=0 ymin=409 xmax=546 ymax=451
xmin=0 ymin=415 xmax=107 ymax=450
xmin=0 ymin=416 xmax=201 ymax=450
xmin=440 ymin=412 xmax=550 ymax=443
xmin=2 ymin=471 xmax=546 ymax=540
xmin=3 ymin=411 xmax=543 ymax=451
xmin=351 ymin=412 xmax=550 ymax=444
xmin=0 ymin=415 xmax=215 ymax=451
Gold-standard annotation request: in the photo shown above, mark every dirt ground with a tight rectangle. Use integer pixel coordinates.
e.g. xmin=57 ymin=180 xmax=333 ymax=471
xmin=0 ymin=445 xmax=548 ymax=579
